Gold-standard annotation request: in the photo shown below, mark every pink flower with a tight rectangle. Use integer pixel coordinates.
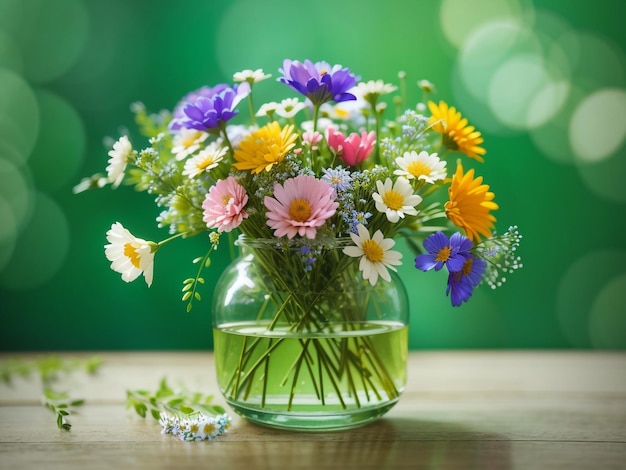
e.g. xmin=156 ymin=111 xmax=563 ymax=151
xmin=326 ymin=127 xmax=376 ymax=166
xmin=302 ymin=131 xmax=323 ymax=150
xmin=264 ymin=174 xmax=339 ymax=239
xmin=202 ymin=176 xmax=249 ymax=232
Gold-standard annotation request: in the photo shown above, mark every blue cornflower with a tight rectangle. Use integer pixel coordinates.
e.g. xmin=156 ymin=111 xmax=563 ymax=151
xmin=322 ymin=167 xmax=353 ymax=192
xmin=278 ymin=59 xmax=358 ymax=106
xmin=180 ymin=83 xmax=250 ymax=131
xmin=446 ymin=254 xmax=486 ymax=306
xmin=415 ymin=232 xmax=472 ymax=272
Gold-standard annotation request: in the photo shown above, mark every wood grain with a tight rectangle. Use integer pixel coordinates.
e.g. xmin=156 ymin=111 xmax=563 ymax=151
xmin=1 ymin=351 xmax=625 ymax=469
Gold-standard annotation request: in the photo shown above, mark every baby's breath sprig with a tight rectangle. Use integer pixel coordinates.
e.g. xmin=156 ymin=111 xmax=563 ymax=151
xmin=0 ymin=355 xmax=103 ymax=431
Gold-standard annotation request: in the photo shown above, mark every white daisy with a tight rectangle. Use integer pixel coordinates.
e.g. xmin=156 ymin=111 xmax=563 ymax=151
xmin=275 ymin=98 xmax=306 ymax=119
xmin=106 ymin=136 xmax=133 ymax=187
xmin=233 ymin=68 xmax=271 ymax=84
xmin=343 ymin=224 xmax=402 ymax=286
xmin=356 ymin=79 xmax=397 ymax=106
xmin=104 ymin=222 xmax=155 ymax=287
xmin=256 ymin=101 xmax=279 ymax=118
xmin=394 ymin=150 xmax=447 ymax=184
xmin=182 ymin=142 xmax=227 ymax=178
xmin=372 ymin=177 xmax=422 ymax=223
xmin=171 ymin=128 xmax=209 ymax=161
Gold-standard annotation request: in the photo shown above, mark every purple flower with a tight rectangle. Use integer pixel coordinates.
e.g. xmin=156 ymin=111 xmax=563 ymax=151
xmin=278 ymin=59 xmax=358 ymax=106
xmin=446 ymin=255 xmax=486 ymax=306
xmin=415 ymin=232 xmax=473 ymax=272
xmin=169 ymin=84 xmax=230 ymax=131
xmin=178 ymin=82 xmax=251 ymax=132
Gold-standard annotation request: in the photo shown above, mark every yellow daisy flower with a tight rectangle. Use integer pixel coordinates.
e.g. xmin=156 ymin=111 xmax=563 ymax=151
xmin=428 ymin=100 xmax=486 ymax=162
xmin=445 ymin=161 xmax=498 ymax=242
xmin=233 ymin=122 xmax=297 ymax=174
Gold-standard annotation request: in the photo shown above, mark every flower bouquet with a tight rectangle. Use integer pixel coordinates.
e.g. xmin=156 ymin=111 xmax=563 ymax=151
xmin=77 ymin=59 xmax=522 ymax=430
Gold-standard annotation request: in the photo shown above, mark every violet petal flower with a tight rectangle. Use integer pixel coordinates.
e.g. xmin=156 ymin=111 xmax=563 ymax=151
xmin=278 ymin=59 xmax=358 ymax=106
xmin=169 ymin=84 xmax=229 ymax=131
xmin=446 ymin=255 xmax=486 ymax=306
xmin=178 ymin=83 xmax=250 ymax=132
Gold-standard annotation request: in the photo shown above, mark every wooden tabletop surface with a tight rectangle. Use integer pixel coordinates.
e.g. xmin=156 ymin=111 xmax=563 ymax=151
xmin=1 ymin=351 xmax=625 ymax=469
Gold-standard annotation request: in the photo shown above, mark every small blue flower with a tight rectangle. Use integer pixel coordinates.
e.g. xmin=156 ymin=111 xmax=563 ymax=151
xmin=322 ymin=167 xmax=353 ymax=192
xmin=446 ymin=254 xmax=486 ymax=306
xmin=415 ymin=232 xmax=472 ymax=272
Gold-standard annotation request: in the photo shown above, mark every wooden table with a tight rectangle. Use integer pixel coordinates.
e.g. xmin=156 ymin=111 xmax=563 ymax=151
xmin=1 ymin=351 xmax=625 ymax=469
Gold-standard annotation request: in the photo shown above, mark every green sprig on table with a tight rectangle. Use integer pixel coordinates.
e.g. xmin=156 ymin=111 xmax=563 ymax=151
xmin=1 ymin=355 xmax=103 ymax=431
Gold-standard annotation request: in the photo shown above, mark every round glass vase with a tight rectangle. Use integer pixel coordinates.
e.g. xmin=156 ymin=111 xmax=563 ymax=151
xmin=211 ymin=236 xmax=409 ymax=431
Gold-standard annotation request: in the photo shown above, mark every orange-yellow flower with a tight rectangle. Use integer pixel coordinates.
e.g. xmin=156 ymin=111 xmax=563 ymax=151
xmin=428 ymin=100 xmax=486 ymax=162
xmin=233 ymin=122 xmax=297 ymax=174
xmin=445 ymin=162 xmax=498 ymax=242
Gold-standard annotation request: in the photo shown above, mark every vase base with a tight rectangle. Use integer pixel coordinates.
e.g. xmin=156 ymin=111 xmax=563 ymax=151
xmin=225 ymin=398 xmax=400 ymax=432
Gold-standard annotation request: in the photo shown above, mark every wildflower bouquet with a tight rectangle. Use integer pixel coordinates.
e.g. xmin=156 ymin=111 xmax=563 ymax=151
xmin=78 ymin=58 xmax=521 ymax=428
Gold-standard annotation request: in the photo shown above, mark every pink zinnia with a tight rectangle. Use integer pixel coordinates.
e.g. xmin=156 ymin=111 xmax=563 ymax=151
xmin=264 ymin=174 xmax=338 ymax=239
xmin=202 ymin=176 xmax=249 ymax=232
xmin=326 ymin=127 xmax=376 ymax=166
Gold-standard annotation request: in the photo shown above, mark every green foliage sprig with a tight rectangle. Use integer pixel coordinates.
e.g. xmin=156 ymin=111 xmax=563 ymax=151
xmin=0 ymin=355 xmax=103 ymax=431
xmin=126 ymin=377 xmax=225 ymax=421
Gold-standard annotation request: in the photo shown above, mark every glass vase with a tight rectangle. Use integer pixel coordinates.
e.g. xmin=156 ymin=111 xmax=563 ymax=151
xmin=211 ymin=236 xmax=409 ymax=431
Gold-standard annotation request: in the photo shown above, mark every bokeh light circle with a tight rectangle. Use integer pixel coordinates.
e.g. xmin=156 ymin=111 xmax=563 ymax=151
xmin=0 ymin=158 xmax=34 ymax=237
xmin=439 ymin=0 xmax=533 ymax=49
xmin=588 ymin=274 xmax=626 ymax=349
xmin=29 ymin=90 xmax=86 ymax=191
xmin=488 ymin=54 xmax=550 ymax=130
xmin=0 ymin=28 xmax=23 ymax=73
xmin=557 ymin=250 xmax=626 ymax=348
xmin=0 ymin=68 xmax=39 ymax=162
xmin=0 ymin=191 xmax=69 ymax=289
xmin=7 ymin=0 xmax=89 ymax=83
xmin=569 ymin=88 xmax=626 ymax=163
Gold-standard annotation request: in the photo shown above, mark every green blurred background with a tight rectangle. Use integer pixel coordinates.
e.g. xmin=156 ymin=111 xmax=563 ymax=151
xmin=1 ymin=0 xmax=625 ymax=351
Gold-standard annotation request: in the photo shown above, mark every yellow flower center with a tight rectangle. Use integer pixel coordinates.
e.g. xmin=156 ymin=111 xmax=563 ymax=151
xmin=288 ymin=198 xmax=312 ymax=222
xmin=382 ymin=190 xmax=404 ymax=211
xmin=183 ymin=131 xmax=202 ymax=148
xmin=407 ymin=161 xmax=432 ymax=179
xmin=435 ymin=246 xmax=451 ymax=263
xmin=221 ymin=193 xmax=233 ymax=206
xmin=189 ymin=423 xmax=199 ymax=434
xmin=362 ymin=239 xmax=384 ymax=263
xmin=123 ymin=243 xmax=141 ymax=268
xmin=462 ymin=257 xmax=473 ymax=275
xmin=203 ymin=422 xmax=216 ymax=434
xmin=198 ymin=156 xmax=216 ymax=170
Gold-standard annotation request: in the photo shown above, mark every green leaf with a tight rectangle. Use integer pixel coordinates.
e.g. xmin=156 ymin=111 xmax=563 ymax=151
xmin=150 ymin=409 xmax=162 ymax=421
xmin=197 ymin=278 xmax=205 ymax=284
xmin=58 ymin=410 xmax=69 ymax=416
xmin=194 ymin=292 xmax=201 ymax=301
xmin=134 ymin=403 xmax=147 ymax=418
xmin=182 ymin=291 xmax=192 ymax=302
xmin=70 ymin=399 xmax=85 ymax=407
xmin=179 ymin=405 xmax=195 ymax=415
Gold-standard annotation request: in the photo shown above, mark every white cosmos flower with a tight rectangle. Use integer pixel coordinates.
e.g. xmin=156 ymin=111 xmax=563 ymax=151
xmin=275 ymin=98 xmax=306 ymax=119
xmin=394 ymin=150 xmax=446 ymax=184
xmin=171 ymin=129 xmax=209 ymax=161
xmin=256 ymin=101 xmax=279 ymax=118
xmin=343 ymin=224 xmax=402 ymax=286
xmin=182 ymin=142 xmax=228 ymax=178
xmin=106 ymin=136 xmax=133 ymax=187
xmin=233 ymin=68 xmax=271 ymax=84
xmin=372 ymin=177 xmax=422 ymax=223
xmin=356 ymin=79 xmax=398 ymax=103
xmin=104 ymin=222 xmax=155 ymax=287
